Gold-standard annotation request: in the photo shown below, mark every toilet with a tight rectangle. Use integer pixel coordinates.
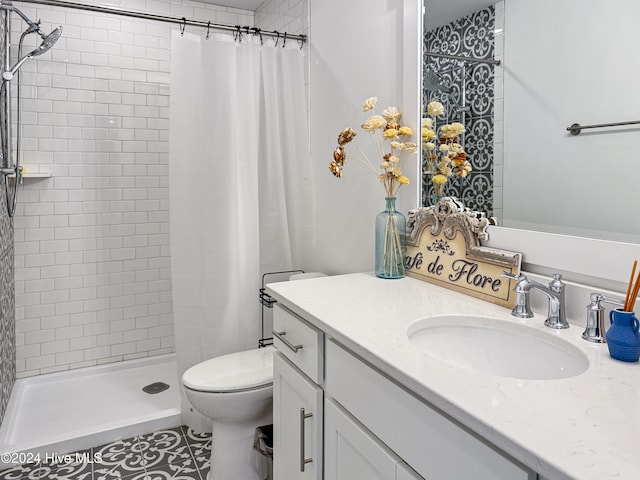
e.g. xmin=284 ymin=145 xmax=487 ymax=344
xmin=183 ymin=345 xmax=276 ymax=480
xmin=181 ymin=272 xmax=325 ymax=479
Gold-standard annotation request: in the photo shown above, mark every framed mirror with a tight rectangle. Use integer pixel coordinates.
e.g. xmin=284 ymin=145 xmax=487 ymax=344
xmin=422 ymin=0 xmax=640 ymax=246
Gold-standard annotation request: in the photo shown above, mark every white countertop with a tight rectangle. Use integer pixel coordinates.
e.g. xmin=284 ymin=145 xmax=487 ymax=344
xmin=266 ymin=272 xmax=640 ymax=480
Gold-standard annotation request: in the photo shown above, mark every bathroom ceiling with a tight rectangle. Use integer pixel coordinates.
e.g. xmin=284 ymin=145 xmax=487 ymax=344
xmin=200 ymin=0 xmax=265 ymax=11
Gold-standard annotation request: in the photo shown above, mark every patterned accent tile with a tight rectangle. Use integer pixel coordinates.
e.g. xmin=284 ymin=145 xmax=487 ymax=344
xmin=0 ymin=229 xmax=14 ymax=426
xmin=423 ymin=5 xmax=496 ymax=216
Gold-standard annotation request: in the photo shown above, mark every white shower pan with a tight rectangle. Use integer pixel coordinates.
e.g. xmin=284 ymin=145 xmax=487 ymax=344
xmin=0 ymin=354 xmax=181 ymax=468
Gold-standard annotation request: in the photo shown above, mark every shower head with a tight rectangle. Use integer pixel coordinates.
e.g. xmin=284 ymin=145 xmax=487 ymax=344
xmin=424 ymin=66 xmax=452 ymax=94
xmin=34 ymin=27 xmax=63 ymax=56
xmin=2 ymin=26 xmax=63 ymax=83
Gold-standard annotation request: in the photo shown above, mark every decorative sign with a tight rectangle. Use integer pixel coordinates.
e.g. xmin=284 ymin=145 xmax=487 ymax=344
xmin=405 ymin=198 xmax=522 ymax=309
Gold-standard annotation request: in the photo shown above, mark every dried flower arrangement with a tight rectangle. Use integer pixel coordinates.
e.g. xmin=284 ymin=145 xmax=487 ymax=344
xmin=329 ymin=97 xmax=418 ymax=197
xmin=422 ymin=100 xmax=473 ymax=200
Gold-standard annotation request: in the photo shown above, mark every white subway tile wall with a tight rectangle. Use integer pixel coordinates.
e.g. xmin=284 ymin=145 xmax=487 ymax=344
xmin=12 ymin=0 xmax=259 ymax=377
xmin=255 ymin=0 xmax=309 ymax=109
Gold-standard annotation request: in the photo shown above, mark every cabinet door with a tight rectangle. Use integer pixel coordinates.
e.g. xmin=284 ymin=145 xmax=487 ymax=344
xmin=273 ymin=352 xmax=323 ymax=480
xmin=325 ymin=399 xmax=400 ymax=480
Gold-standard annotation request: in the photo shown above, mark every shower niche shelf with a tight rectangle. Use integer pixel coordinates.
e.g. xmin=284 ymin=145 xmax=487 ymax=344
xmin=8 ymin=172 xmax=52 ymax=179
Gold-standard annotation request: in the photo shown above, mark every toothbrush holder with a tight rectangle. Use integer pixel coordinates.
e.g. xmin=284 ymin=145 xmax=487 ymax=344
xmin=606 ymin=309 xmax=640 ymax=362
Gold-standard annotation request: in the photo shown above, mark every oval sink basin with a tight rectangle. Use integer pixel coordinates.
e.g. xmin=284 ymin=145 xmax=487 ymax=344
xmin=407 ymin=315 xmax=589 ymax=380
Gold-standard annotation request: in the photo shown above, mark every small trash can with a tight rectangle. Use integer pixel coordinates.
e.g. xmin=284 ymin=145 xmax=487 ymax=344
xmin=254 ymin=424 xmax=273 ymax=480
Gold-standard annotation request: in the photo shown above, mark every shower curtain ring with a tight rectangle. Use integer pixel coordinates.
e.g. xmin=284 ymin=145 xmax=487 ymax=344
xmin=180 ymin=17 xmax=186 ymax=36
xmin=206 ymin=21 xmax=210 ymax=39
xmin=253 ymin=27 xmax=263 ymax=46
xmin=282 ymin=32 xmax=287 ymax=48
xmin=274 ymin=31 xmax=280 ymax=47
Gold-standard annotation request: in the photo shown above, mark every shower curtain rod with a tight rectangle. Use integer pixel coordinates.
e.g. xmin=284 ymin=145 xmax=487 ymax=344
xmin=14 ymin=0 xmax=307 ymax=44
xmin=425 ymin=51 xmax=501 ymax=66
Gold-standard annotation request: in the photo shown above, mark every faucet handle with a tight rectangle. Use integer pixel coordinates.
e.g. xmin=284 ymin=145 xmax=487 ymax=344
xmin=590 ymin=292 xmax=625 ymax=308
xmin=549 ymin=273 xmax=565 ymax=292
xmin=501 ymin=271 xmax=534 ymax=318
xmin=583 ymin=294 xmax=606 ymax=343
xmin=501 ymin=271 xmax=526 ymax=282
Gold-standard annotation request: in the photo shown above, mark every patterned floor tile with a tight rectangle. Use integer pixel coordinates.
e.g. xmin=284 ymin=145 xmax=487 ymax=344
xmin=136 ymin=428 xmax=191 ymax=470
xmin=35 ymin=459 xmax=93 ymax=480
xmin=131 ymin=458 xmax=202 ymax=480
xmin=0 ymin=463 xmax=42 ymax=480
xmin=0 ymin=426 xmax=213 ymax=480
xmin=93 ymin=436 xmax=146 ymax=480
xmin=182 ymin=428 xmax=211 ymax=473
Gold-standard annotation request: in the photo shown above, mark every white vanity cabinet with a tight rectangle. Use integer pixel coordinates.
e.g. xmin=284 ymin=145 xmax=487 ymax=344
xmin=325 ymin=398 xmax=423 ymax=480
xmin=273 ymin=305 xmax=324 ymax=480
xmin=326 ymin=340 xmax=535 ymax=480
xmin=272 ymin=303 xmax=535 ymax=480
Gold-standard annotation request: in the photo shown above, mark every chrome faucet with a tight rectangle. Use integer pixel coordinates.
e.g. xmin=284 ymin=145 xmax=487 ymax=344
xmin=502 ymin=272 xmax=569 ymax=329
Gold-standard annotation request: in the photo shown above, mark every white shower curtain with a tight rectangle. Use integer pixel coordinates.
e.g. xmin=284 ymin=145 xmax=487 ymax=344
xmin=169 ymin=30 xmax=310 ymax=427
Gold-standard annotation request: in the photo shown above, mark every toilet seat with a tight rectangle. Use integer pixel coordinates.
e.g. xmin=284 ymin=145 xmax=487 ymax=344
xmin=183 ymin=346 xmax=275 ymax=393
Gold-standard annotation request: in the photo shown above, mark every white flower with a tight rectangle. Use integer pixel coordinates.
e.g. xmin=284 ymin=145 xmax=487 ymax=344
xmin=439 ymin=144 xmax=450 ymax=152
xmin=450 ymin=122 xmax=465 ymax=135
xmin=402 ymin=142 xmax=418 ymax=153
xmin=363 ymin=97 xmax=377 ymax=111
xmin=427 ymin=101 xmax=444 ymax=116
xmin=424 ymin=142 xmax=436 ymax=151
xmin=382 ymin=106 xmax=401 ymax=123
xmin=422 ymin=117 xmax=433 ymax=128
xmin=361 ymin=115 xmax=386 ymax=131
xmin=389 ymin=155 xmax=400 ymax=163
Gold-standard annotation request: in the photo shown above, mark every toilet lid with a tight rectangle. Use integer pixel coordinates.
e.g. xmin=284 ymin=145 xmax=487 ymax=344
xmin=182 ymin=346 xmax=275 ymax=393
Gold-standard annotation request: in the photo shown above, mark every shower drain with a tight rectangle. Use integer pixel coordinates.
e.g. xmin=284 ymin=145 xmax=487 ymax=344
xmin=143 ymin=382 xmax=170 ymax=394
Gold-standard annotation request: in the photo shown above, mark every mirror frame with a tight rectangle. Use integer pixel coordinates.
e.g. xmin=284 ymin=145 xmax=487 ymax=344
xmin=403 ymin=0 xmax=637 ymax=290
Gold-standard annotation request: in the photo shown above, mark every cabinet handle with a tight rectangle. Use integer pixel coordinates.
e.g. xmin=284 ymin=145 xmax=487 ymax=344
xmin=299 ymin=407 xmax=313 ymax=472
xmin=272 ymin=330 xmax=303 ymax=353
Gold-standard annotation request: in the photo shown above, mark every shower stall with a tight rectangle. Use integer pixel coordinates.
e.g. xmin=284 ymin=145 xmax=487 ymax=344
xmin=0 ymin=0 xmax=309 ymax=463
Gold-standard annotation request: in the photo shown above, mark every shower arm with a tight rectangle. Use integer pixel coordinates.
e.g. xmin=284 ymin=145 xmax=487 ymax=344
xmin=0 ymin=5 xmax=33 ymax=25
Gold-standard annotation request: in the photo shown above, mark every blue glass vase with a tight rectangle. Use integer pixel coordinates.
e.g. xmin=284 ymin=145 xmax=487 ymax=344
xmin=606 ymin=309 xmax=640 ymax=362
xmin=375 ymin=197 xmax=406 ymax=279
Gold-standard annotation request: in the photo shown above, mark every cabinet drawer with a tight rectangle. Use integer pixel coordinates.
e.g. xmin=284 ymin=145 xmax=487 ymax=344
xmin=273 ymin=305 xmax=324 ymax=383
xmin=326 ymin=340 xmax=535 ymax=480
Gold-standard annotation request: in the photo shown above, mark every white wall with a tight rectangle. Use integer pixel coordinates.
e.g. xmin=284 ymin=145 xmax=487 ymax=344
xmin=308 ymin=0 xmax=421 ymax=275
xmin=12 ymin=0 xmax=254 ymax=377
xmin=501 ymin=0 xmax=640 ymax=243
